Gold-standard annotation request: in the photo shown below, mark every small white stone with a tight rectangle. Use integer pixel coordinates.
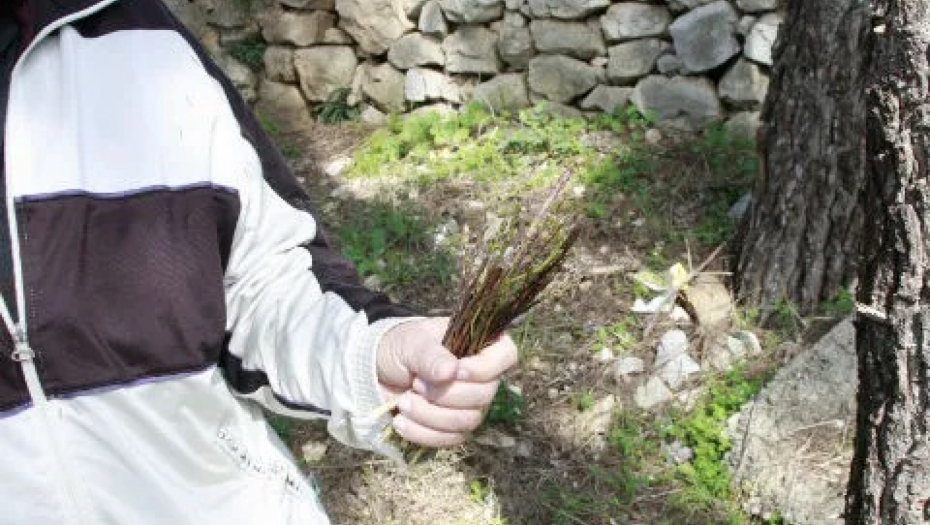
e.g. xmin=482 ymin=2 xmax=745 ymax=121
xmin=475 ymin=429 xmax=517 ymax=448
xmin=596 ymin=347 xmax=615 ymax=363
xmin=635 ymin=376 xmax=673 ymax=409
xmin=727 ymin=335 xmax=749 ymax=361
xmin=657 ymin=353 xmax=701 ymax=390
xmin=614 ymin=356 xmax=645 ymax=377
xmin=655 ymin=329 xmax=689 ymax=367
xmin=734 ymin=330 xmax=763 ymax=356
xmin=324 ymin=156 xmax=351 ymax=178
xmin=363 ymin=274 xmax=382 ymax=290
xmin=670 ymin=305 xmax=692 ymax=323
xmin=515 ymin=441 xmax=533 ymax=458
xmin=301 ymin=441 xmax=329 ymax=464
xmin=645 ymin=128 xmax=663 ymax=145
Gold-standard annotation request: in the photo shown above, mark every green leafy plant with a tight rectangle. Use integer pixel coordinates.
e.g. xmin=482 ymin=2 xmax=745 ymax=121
xmin=317 ymin=87 xmax=360 ymax=124
xmin=572 ymin=390 xmax=595 ymax=412
xmin=591 ymin=315 xmax=640 ymax=354
xmin=227 ymin=34 xmax=267 ymax=71
xmin=336 ymin=199 xmax=453 ymax=289
xmin=821 ymin=287 xmax=855 ymax=316
xmin=663 ymin=367 xmax=767 ymax=513
xmin=485 ymin=382 xmax=524 ymax=426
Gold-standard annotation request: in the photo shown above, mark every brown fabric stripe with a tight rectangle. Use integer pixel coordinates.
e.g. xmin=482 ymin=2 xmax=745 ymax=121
xmin=0 ymin=187 xmax=239 ymax=410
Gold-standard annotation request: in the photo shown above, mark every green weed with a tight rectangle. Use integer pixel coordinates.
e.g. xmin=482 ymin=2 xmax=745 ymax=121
xmin=686 ymin=126 xmax=758 ymax=247
xmin=317 ymin=87 xmax=360 ymax=124
xmin=591 ymin=315 xmax=640 ymax=355
xmin=336 ymin=199 xmax=454 ymax=290
xmin=486 ymin=382 xmax=524 ymax=426
xmin=257 ymin=114 xmax=302 ymax=160
xmin=266 ymin=414 xmax=296 ymax=443
xmin=662 ymin=367 xmax=768 ymax=517
xmin=821 ymin=287 xmax=854 ymax=316
xmin=572 ymin=390 xmax=595 ymax=412
xmin=769 ymin=297 xmax=803 ymax=339
xmin=227 ymin=34 xmax=267 ymax=71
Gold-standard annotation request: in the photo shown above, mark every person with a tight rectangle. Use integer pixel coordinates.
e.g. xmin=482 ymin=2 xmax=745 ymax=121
xmin=0 ymin=1 xmax=517 ymax=524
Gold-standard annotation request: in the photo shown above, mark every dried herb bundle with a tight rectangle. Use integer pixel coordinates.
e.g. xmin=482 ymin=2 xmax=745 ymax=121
xmin=443 ymin=171 xmax=581 ymax=358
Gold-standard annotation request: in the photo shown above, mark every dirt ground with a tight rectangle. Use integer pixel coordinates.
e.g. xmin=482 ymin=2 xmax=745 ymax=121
xmin=274 ymin=121 xmax=745 ymax=525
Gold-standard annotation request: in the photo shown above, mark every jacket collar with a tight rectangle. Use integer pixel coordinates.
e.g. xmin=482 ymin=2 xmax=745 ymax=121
xmin=23 ymin=0 xmax=119 ymax=48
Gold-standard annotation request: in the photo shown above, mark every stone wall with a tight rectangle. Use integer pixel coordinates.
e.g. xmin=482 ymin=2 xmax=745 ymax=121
xmin=165 ymin=0 xmax=782 ymax=133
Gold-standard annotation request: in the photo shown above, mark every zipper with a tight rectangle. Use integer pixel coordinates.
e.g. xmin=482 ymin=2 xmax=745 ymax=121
xmin=4 ymin=1 xmax=125 ymax=523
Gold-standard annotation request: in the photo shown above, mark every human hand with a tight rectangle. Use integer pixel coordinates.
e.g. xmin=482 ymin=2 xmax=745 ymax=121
xmin=377 ymin=317 xmax=518 ymax=447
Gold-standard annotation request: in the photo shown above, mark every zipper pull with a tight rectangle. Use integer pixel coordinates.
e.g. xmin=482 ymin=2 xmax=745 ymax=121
xmin=10 ymin=325 xmax=34 ymax=362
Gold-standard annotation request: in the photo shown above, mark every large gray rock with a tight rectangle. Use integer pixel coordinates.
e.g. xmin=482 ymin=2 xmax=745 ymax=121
xmin=279 ymin=0 xmax=336 ymax=9
xmin=294 ymin=46 xmax=358 ymax=101
xmin=736 ymin=0 xmax=781 ymax=13
xmin=665 ymin=0 xmax=716 ymax=11
xmin=322 ymin=27 xmax=354 ymax=44
xmin=656 ymin=53 xmax=684 ymax=75
xmin=530 ymin=19 xmax=605 ymax=60
xmin=727 ymin=319 xmax=856 ymax=525
xmin=261 ymin=11 xmax=335 ymax=46
xmin=388 ymin=33 xmax=446 ymax=69
xmin=631 ymin=75 xmax=722 ymax=127
xmin=418 ymin=0 xmax=449 ymax=37
xmin=580 ymin=85 xmax=633 ymax=113
xmin=405 ymin=68 xmax=462 ymax=103
xmin=725 ymin=111 xmax=762 ymax=140
xmin=635 ymin=376 xmax=674 ymax=409
xmin=499 ymin=25 xmax=535 ymax=69
xmin=254 ymin=80 xmax=312 ymax=132
xmin=526 ymin=0 xmax=611 ymax=19
xmin=263 ymin=46 xmax=296 ymax=84
xmin=201 ymin=0 xmax=249 ymax=28
xmin=744 ymin=12 xmax=783 ymax=66
xmin=217 ymin=55 xmax=257 ymax=103
xmin=403 ymin=0 xmax=430 ymax=18
xmin=336 ymin=0 xmax=413 ymax=55
xmin=607 ymin=38 xmax=670 ymax=84
xmin=443 ymin=26 xmax=502 ymax=74
xmin=439 ymin=0 xmax=504 ymax=23
xmin=360 ymin=63 xmax=407 ymax=112
xmin=601 ymin=3 xmax=672 ymax=43
xmin=162 ymin=0 xmax=208 ymax=39
xmin=473 ymin=74 xmax=532 ymax=111
xmin=718 ymin=59 xmax=769 ymax=108
xmin=669 ymin=0 xmax=740 ymax=73
xmin=528 ymin=54 xmax=602 ymax=103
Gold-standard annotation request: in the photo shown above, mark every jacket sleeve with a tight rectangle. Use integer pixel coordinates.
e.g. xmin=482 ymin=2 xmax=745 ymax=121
xmin=207 ymin=72 xmax=416 ymax=459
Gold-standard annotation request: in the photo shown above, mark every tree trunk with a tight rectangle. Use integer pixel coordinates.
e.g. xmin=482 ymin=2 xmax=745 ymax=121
xmin=734 ymin=0 xmax=869 ymax=317
xmin=846 ymin=1 xmax=930 ymax=523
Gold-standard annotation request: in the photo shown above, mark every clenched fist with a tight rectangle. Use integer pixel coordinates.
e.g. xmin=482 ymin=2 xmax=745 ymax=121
xmin=377 ymin=317 xmax=518 ymax=447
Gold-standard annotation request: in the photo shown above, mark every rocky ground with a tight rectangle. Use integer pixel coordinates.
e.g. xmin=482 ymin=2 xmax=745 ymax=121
xmin=267 ymin=120 xmax=855 ymax=525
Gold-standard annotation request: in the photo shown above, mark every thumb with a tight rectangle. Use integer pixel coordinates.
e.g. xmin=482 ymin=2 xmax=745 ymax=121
xmin=378 ymin=317 xmax=458 ymax=389
xmin=399 ymin=338 xmax=459 ymax=384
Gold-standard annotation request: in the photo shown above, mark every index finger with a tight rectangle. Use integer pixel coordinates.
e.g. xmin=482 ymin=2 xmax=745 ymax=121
xmin=456 ymin=334 xmax=519 ymax=382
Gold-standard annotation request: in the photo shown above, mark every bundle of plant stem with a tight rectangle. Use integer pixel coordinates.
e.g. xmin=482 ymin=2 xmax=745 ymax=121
xmin=376 ymin=171 xmax=580 ymax=461
xmin=442 ymin=170 xmax=581 ymax=357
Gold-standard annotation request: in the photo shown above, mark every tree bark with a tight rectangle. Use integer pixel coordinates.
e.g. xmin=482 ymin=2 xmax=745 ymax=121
xmin=846 ymin=1 xmax=930 ymax=523
xmin=734 ymin=0 xmax=869 ymax=317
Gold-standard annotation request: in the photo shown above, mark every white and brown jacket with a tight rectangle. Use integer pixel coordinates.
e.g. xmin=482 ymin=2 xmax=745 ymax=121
xmin=0 ymin=1 xmax=412 ymax=523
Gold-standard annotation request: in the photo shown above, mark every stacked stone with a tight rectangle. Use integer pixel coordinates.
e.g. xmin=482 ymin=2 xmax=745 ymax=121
xmin=167 ymin=0 xmax=783 ymax=133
